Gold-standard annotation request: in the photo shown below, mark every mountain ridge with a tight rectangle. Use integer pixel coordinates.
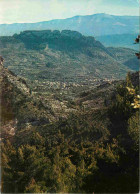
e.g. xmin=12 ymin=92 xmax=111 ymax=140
xmin=1 ymin=13 xmax=138 ymax=25
xmin=96 ymin=33 xmax=139 ymax=50
xmin=0 ymin=30 xmax=130 ymax=82
xmin=0 ymin=13 xmax=138 ymax=37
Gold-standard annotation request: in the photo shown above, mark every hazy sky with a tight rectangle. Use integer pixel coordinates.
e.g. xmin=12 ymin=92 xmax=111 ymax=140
xmin=0 ymin=0 xmax=139 ymax=24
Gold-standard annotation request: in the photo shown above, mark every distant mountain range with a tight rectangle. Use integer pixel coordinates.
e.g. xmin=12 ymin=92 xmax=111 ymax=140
xmin=96 ymin=34 xmax=139 ymax=50
xmin=0 ymin=13 xmax=138 ymax=37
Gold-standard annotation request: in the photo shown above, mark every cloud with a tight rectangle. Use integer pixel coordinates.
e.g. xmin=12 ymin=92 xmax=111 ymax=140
xmin=0 ymin=0 xmax=139 ymax=24
xmin=103 ymin=0 xmax=139 ymax=6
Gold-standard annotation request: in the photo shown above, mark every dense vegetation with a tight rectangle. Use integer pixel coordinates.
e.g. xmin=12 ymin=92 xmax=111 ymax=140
xmin=0 ymin=30 xmax=134 ymax=83
xmin=0 ymin=30 xmax=139 ymax=193
xmin=1 ymin=67 xmax=139 ymax=193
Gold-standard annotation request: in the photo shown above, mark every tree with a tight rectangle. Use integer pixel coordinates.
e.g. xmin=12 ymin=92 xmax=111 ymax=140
xmin=1 ymin=142 xmax=48 ymax=193
xmin=135 ymin=35 xmax=140 ymax=59
xmin=25 ymin=178 xmax=45 ymax=193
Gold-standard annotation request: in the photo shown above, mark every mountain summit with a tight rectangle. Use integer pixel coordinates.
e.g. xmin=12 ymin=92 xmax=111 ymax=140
xmin=0 ymin=13 xmax=138 ymax=36
xmin=0 ymin=30 xmax=131 ymax=82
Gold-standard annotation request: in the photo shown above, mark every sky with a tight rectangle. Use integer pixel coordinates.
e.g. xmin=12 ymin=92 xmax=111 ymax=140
xmin=0 ymin=0 xmax=139 ymax=24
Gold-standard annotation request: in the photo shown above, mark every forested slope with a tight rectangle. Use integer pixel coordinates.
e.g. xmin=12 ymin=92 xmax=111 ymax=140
xmin=1 ymin=61 xmax=139 ymax=193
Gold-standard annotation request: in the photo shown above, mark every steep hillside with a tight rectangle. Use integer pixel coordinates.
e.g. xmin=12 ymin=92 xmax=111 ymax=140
xmin=0 ymin=30 xmax=130 ymax=83
xmin=0 ymin=63 xmax=57 ymax=140
xmin=0 ymin=13 xmax=138 ymax=37
xmin=108 ymin=47 xmax=139 ymax=71
xmin=1 ymin=63 xmax=139 ymax=193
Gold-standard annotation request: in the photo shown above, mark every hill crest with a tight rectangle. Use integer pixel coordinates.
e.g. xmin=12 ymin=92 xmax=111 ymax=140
xmin=0 ymin=13 xmax=138 ymax=36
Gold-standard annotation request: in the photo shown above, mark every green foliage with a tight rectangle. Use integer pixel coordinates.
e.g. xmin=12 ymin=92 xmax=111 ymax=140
xmin=2 ymin=141 xmax=48 ymax=193
xmin=126 ymin=72 xmax=133 ymax=88
xmin=25 ymin=178 xmax=44 ymax=193
xmin=1 ymin=70 xmax=139 ymax=193
xmin=107 ymin=74 xmax=139 ymax=193
xmin=128 ymin=111 xmax=139 ymax=151
xmin=109 ymin=75 xmax=135 ymax=125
